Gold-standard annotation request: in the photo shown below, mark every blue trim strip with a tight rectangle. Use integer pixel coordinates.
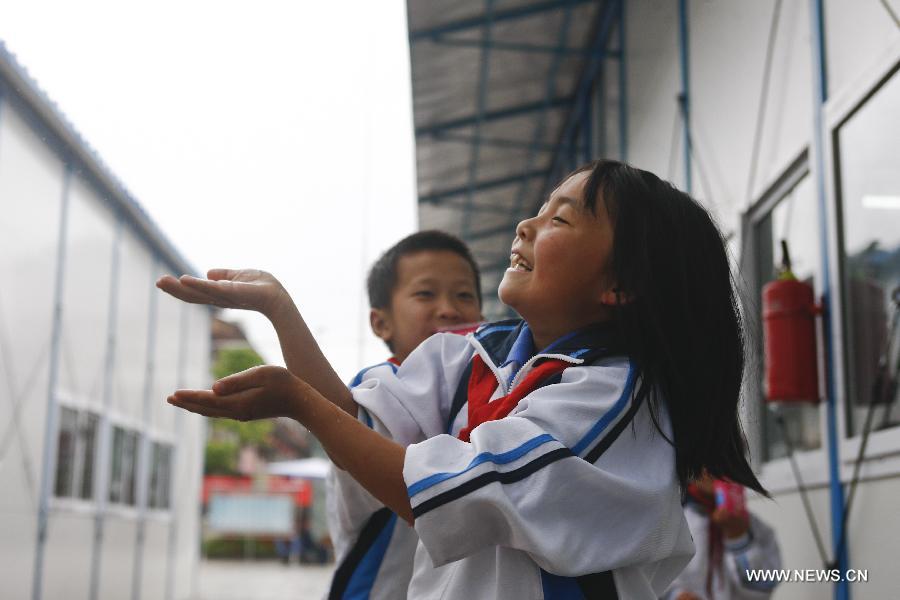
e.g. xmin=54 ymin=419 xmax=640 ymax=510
xmin=571 ymin=362 xmax=636 ymax=455
xmin=541 ymin=570 xmax=586 ymax=599
xmin=407 ymin=433 xmax=557 ymax=497
xmin=476 ymin=324 xmax=519 ymax=338
xmin=342 ymin=513 xmax=398 ymax=599
xmin=349 ymin=361 xmax=398 ymax=388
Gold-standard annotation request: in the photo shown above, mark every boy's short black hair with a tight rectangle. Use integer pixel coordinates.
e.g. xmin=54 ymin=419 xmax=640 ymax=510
xmin=367 ymin=230 xmax=482 ymax=310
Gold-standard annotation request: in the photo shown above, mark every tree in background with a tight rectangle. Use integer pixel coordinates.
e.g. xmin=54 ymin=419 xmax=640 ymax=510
xmin=204 ymin=347 xmax=272 ymax=475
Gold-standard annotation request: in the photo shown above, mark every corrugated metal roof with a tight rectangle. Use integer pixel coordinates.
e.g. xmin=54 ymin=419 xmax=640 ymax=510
xmin=0 ymin=40 xmax=199 ymax=277
xmin=407 ymin=0 xmax=620 ymax=318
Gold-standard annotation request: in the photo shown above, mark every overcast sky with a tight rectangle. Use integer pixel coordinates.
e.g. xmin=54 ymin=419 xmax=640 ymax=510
xmin=0 ymin=0 xmax=418 ymax=381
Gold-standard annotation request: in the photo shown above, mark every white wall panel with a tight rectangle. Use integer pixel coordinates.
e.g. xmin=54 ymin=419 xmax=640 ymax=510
xmin=689 ymin=0 xmax=812 ymax=232
xmin=43 ymin=512 xmax=93 ymax=599
xmin=150 ymin=272 xmax=183 ymax=435
xmin=173 ymin=306 xmax=209 ymax=600
xmin=0 ymin=512 xmax=37 ymax=599
xmin=111 ymin=228 xmax=155 ymax=422
xmin=825 ymin=0 xmax=900 ymax=99
xmin=98 ymin=517 xmax=137 ymax=600
xmin=141 ymin=521 xmax=169 ymax=600
xmin=624 ymin=0 xmax=680 ymax=180
xmin=0 ymin=103 xmax=64 ymax=517
xmin=56 ymin=175 xmax=116 ymax=407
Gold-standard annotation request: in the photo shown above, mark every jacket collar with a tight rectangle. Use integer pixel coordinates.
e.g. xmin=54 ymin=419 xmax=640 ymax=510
xmin=472 ymin=318 xmax=623 ymax=368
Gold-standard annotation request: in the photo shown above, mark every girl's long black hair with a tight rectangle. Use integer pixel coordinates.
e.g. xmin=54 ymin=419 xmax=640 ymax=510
xmin=574 ymin=160 xmax=766 ymax=496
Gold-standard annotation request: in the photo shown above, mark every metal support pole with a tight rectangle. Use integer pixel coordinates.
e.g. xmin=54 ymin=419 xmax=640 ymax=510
xmin=88 ymin=216 xmax=124 ymax=600
xmin=32 ymin=165 xmax=73 ymax=600
xmin=618 ymin=0 xmax=628 ymax=161
xmin=808 ymin=1 xmax=849 ymax=598
xmin=164 ymin=303 xmax=189 ymax=600
xmin=678 ymin=0 xmax=692 ymax=194
xmin=132 ymin=258 xmax=161 ymax=600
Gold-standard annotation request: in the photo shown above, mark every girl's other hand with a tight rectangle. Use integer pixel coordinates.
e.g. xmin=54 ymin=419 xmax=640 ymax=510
xmin=156 ymin=268 xmax=289 ymax=318
xmin=168 ymin=365 xmax=306 ymax=422
xmin=711 ymin=506 xmax=750 ymax=540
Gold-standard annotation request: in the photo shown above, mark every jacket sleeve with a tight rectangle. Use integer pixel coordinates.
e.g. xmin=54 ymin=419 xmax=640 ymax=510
xmin=402 ymin=358 xmax=694 ymax=579
xmin=726 ymin=514 xmax=782 ymax=599
xmin=350 ymin=333 xmax=474 ymax=446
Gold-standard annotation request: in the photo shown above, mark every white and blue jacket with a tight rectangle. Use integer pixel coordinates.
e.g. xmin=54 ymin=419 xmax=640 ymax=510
xmin=351 ymin=319 xmax=694 ymax=599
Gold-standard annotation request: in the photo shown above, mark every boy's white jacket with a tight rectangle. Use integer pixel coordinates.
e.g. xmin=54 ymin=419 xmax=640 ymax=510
xmin=664 ymin=507 xmax=781 ymax=600
xmin=348 ymin=320 xmax=694 ymax=599
xmin=326 ymin=359 xmax=420 ymax=600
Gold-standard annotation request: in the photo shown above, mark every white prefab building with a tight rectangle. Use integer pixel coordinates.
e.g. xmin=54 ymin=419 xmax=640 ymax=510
xmin=0 ymin=43 xmax=209 ymax=600
xmin=406 ymin=1 xmax=899 ymax=598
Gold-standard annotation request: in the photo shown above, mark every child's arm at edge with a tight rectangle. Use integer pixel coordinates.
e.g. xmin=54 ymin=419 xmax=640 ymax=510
xmin=168 ymin=365 xmax=412 ymax=523
xmin=157 ymin=269 xmax=355 ymax=416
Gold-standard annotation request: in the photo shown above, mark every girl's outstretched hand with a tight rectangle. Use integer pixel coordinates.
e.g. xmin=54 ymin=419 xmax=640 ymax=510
xmin=156 ymin=268 xmax=289 ymax=318
xmin=168 ymin=365 xmax=306 ymax=422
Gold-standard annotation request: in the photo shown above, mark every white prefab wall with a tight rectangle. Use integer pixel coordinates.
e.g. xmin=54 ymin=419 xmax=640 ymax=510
xmin=0 ymin=72 xmax=209 ymax=599
xmin=625 ymin=1 xmax=900 ymax=598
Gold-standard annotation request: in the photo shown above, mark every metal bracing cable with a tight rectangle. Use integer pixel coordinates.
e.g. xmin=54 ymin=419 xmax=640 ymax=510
xmin=832 ymin=289 xmax=900 ymax=568
xmin=745 ymin=0 xmax=784 ymax=209
xmin=666 ymin=108 xmax=681 ymax=183
xmin=672 ymin=95 xmax=718 ymax=214
xmin=878 ymin=0 xmax=900 ymax=29
xmin=738 ymin=0 xmax=784 ymax=261
xmin=772 ymin=408 xmax=831 ymax=565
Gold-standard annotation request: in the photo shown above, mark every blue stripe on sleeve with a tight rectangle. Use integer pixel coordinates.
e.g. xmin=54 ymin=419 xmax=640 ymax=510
xmin=570 ymin=362 xmax=636 ymax=456
xmin=407 ymin=433 xmax=557 ymax=498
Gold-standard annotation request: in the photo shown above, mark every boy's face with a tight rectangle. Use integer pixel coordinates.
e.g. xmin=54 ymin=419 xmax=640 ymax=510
xmin=499 ymin=170 xmax=618 ymax=346
xmin=370 ymin=250 xmax=482 ymax=363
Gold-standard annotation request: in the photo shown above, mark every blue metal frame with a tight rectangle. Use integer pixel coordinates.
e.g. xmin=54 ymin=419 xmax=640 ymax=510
xmin=539 ymin=0 xmax=620 ymax=207
xmin=409 ymin=0 xmax=597 ymax=41
xmin=430 ymin=37 xmax=620 ymax=59
xmin=32 ymin=165 xmax=73 ymax=600
xmin=419 ymin=170 xmax=551 ymax=205
xmin=416 ymin=96 xmax=573 ymax=137
xmin=461 ymin=0 xmax=496 ymax=237
xmin=809 ymin=1 xmax=849 ymax=598
xmin=466 ymin=0 xmax=620 ymax=247
xmin=433 ymin=131 xmax=573 ymax=153
xmin=502 ymin=0 xmax=578 ymax=237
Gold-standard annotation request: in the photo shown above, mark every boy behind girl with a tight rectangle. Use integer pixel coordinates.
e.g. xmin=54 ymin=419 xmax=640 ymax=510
xmin=326 ymin=230 xmax=483 ymax=599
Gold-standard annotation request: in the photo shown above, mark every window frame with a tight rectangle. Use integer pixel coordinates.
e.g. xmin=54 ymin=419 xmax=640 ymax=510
xmin=825 ymin=39 xmax=900 ymax=472
xmin=741 ymin=151 xmax=831 ymax=494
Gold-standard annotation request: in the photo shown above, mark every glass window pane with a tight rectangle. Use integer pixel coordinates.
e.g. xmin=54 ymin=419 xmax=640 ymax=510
xmin=54 ymin=407 xmax=78 ymax=497
xmin=109 ymin=427 xmax=123 ymax=503
xmin=79 ymin=413 xmax=99 ymax=500
xmin=149 ymin=442 xmax=172 ymax=510
xmin=837 ymin=69 xmax=900 ymax=435
xmin=755 ymin=175 xmax=823 ymax=460
xmin=123 ymin=430 xmax=138 ymax=506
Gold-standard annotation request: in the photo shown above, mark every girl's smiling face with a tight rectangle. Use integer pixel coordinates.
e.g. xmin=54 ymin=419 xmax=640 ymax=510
xmin=498 ymin=170 xmax=618 ymax=348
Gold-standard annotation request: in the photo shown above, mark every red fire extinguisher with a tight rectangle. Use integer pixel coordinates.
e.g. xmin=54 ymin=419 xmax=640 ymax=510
xmin=762 ymin=240 xmax=821 ymax=403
